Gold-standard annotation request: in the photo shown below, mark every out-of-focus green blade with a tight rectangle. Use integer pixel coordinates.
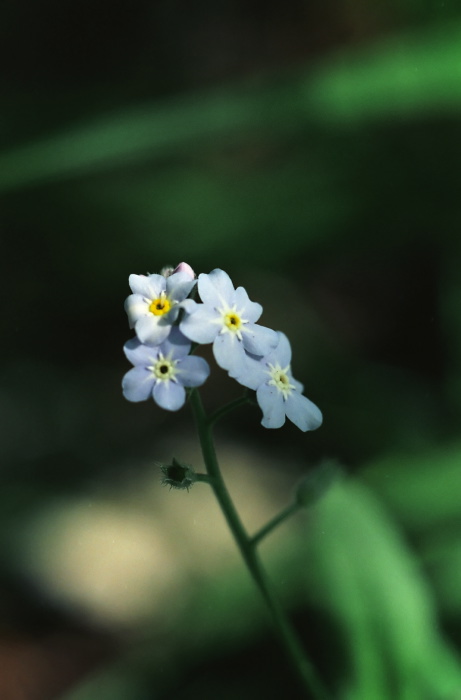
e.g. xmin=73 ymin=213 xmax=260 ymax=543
xmin=0 ymin=83 xmax=308 ymax=193
xmin=307 ymin=21 xmax=461 ymax=123
xmin=2 ymin=22 xmax=461 ymax=193
xmin=362 ymin=442 xmax=461 ymax=530
xmin=308 ymin=480 xmax=461 ymax=699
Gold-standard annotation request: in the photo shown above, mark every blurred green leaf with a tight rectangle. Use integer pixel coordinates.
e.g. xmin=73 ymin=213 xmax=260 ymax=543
xmin=0 ymin=81 xmax=310 ymax=193
xmin=308 ymin=21 xmax=461 ymax=123
xmin=2 ymin=21 xmax=461 ymax=194
xmin=308 ymin=480 xmax=461 ymax=699
xmin=61 ymin=668 xmax=148 ymax=700
xmin=362 ymin=442 xmax=461 ymax=531
xmin=422 ymin=531 xmax=461 ymax=616
xmin=361 ymin=443 xmax=461 ymax=620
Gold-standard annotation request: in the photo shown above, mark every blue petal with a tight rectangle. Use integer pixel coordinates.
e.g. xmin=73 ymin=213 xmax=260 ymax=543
xmin=166 ymin=271 xmax=196 ymax=301
xmin=122 ymin=367 xmax=155 ymax=402
xmin=135 ymin=315 xmax=171 ymax=345
xmin=213 ymin=333 xmax=245 ymax=371
xmin=180 ymin=305 xmax=221 ymax=343
xmin=124 ymin=294 xmax=149 ymax=328
xmin=285 ymin=392 xmax=323 ymax=432
xmin=123 ymin=337 xmax=159 ymax=366
xmin=129 ymin=274 xmax=164 ymax=298
xmin=242 ymin=324 xmax=279 ymax=356
xmin=165 ymin=306 xmax=180 ymax=324
xmin=256 ymin=384 xmax=286 ymax=429
xmin=177 ymin=356 xmax=210 ymax=386
xmin=271 ymin=332 xmax=292 ymax=367
xmin=161 ymin=327 xmax=191 ymax=358
xmin=153 ymin=380 xmax=186 ymax=411
xmin=198 ymin=269 xmax=235 ymax=308
xmin=180 ymin=298 xmax=198 ymax=314
xmin=229 ymin=353 xmax=267 ymax=390
xmin=293 ymin=377 xmax=304 ymax=393
xmin=234 ymin=286 xmax=262 ymax=323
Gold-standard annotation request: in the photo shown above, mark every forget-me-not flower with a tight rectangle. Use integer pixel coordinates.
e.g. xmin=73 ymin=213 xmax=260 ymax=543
xmin=230 ymin=332 xmax=322 ymax=431
xmin=122 ymin=328 xmax=210 ymax=410
xmin=125 ymin=269 xmax=195 ymax=346
xmin=179 ymin=269 xmax=278 ymax=372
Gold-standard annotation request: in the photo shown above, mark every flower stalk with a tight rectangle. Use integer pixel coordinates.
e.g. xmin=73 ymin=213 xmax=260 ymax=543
xmin=122 ymin=262 xmax=327 ymax=695
xmin=250 ymin=500 xmax=301 ymax=547
xmin=207 ymin=392 xmax=252 ymax=427
xmin=189 ymin=388 xmax=328 ymax=700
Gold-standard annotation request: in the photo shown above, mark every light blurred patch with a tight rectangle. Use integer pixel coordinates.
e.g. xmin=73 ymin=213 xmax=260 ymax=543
xmin=22 ymin=499 xmax=183 ymax=626
xmin=18 ymin=439 xmax=295 ymax=628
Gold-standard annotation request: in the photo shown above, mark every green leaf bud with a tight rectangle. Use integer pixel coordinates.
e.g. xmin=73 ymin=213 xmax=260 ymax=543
xmin=295 ymin=460 xmax=341 ymax=508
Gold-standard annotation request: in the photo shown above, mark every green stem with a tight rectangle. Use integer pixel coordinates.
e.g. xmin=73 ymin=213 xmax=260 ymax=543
xmin=189 ymin=389 xmax=328 ymax=699
xmin=208 ymin=393 xmax=251 ymax=427
xmin=251 ymin=500 xmax=301 ymax=547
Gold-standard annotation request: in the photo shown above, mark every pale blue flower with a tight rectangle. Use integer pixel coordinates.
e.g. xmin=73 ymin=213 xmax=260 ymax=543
xmin=231 ymin=332 xmax=322 ymax=431
xmin=125 ymin=269 xmax=195 ymax=346
xmin=122 ymin=328 xmax=210 ymax=410
xmin=179 ymin=269 xmax=278 ymax=372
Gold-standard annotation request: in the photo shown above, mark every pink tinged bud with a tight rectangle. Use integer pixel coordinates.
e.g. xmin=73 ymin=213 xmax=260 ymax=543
xmin=173 ymin=262 xmax=195 ymax=279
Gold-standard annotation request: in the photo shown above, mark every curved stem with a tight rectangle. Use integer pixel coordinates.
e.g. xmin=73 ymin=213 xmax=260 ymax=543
xmin=195 ymin=472 xmax=214 ymax=484
xmin=208 ymin=392 xmax=251 ymax=427
xmin=189 ymin=389 xmax=328 ymax=699
xmin=251 ymin=500 xmax=301 ymax=547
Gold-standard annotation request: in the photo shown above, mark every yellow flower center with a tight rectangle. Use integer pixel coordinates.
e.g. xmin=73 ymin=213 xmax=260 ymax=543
xmin=224 ymin=312 xmax=242 ymax=332
xmin=149 ymin=294 xmax=172 ymax=316
xmin=268 ymin=363 xmax=296 ymax=400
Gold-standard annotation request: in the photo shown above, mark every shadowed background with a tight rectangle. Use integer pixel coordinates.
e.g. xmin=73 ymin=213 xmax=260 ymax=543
xmin=1 ymin=1 xmax=461 ymax=698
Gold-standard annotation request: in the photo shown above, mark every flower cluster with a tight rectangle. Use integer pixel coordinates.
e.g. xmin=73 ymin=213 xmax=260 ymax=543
xmin=122 ymin=263 xmax=322 ymax=431
xmin=122 ymin=263 xmax=210 ymax=411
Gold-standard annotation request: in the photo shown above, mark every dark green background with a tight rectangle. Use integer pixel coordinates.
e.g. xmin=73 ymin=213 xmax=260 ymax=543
xmin=1 ymin=2 xmax=461 ymax=698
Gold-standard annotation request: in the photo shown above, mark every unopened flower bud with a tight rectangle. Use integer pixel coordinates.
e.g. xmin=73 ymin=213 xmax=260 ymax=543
xmin=160 ymin=458 xmax=197 ymax=491
xmin=295 ymin=460 xmax=340 ymax=508
xmin=173 ymin=262 xmax=195 ymax=279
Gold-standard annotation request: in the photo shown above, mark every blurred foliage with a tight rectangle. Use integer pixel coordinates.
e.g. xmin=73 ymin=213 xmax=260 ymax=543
xmin=1 ymin=0 xmax=461 ymax=698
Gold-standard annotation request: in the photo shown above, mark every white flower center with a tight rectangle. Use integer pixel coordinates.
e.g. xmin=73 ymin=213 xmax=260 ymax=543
xmin=267 ymin=362 xmax=295 ymax=400
xmin=149 ymin=353 xmax=178 ymax=382
xmin=217 ymin=304 xmax=248 ymax=340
